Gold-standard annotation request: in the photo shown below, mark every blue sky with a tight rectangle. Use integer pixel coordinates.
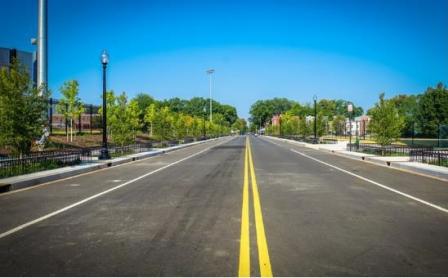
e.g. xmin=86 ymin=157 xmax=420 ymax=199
xmin=1 ymin=0 xmax=447 ymax=119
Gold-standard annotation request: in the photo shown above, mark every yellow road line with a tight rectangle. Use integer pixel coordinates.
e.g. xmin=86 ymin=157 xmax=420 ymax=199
xmin=248 ymin=137 xmax=273 ymax=277
xmin=238 ymin=138 xmax=251 ymax=277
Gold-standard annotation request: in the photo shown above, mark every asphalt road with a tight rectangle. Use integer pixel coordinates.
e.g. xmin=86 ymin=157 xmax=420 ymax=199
xmin=0 ymin=135 xmax=447 ymax=276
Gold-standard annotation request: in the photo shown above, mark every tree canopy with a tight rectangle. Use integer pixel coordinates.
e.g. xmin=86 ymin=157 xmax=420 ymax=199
xmin=0 ymin=60 xmax=49 ymax=155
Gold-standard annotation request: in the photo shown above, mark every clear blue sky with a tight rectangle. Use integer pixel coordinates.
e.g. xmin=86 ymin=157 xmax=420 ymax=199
xmin=1 ymin=0 xmax=447 ymax=119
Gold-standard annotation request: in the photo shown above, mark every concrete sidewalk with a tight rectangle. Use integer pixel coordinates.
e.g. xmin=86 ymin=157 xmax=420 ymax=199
xmin=265 ymin=136 xmax=448 ymax=181
xmin=0 ymin=138 xmax=222 ymax=192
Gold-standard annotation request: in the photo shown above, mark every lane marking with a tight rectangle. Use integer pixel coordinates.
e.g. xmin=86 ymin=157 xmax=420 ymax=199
xmin=0 ymin=137 xmax=234 ymax=240
xmin=0 ymin=138 xmax=227 ymax=197
xmin=248 ymin=137 xmax=273 ymax=277
xmin=238 ymin=140 xmax=250 ymax=277
xmin=290 ymin=149 xmax=448 ymax=214
xmin=261 ymin=135 xmax=448 ymax=183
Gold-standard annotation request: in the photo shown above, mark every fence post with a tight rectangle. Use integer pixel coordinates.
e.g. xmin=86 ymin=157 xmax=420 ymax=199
xmin=90 ymin=104 xmax=93 ymax=134
xmin=65 ymin=103 xmax=68 ymax=136
xmin=78 ymin=110 xmax=82 ymax=134
xmin=49 ymin=98 xmax=53 ymax=135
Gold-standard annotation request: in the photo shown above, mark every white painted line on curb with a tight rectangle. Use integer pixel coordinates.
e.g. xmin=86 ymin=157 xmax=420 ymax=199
xmin=0 ymin=137 xmax=234 ymax=240
xmin=290 ymin=148 xmax=448 ymax=214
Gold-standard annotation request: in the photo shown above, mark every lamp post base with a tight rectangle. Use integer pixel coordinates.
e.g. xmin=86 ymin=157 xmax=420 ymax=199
xmin=98 ymin=148 xmax=111 ymax=160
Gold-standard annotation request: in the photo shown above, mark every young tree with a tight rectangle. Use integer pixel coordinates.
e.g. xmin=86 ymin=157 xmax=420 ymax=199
xmin=183 ymin=115 xmax=194 ymax=137
xmin=332 ymin=115 xmax=346 ymax=136
xmin=153 ymin=106 xmax=174 ymax=141
xmin=108 ymin=92 xmax=141 ymax=147
xmin=144 ymin=103 xmax=157 ymax=137
xmin=0 ymin=60 xmax=49 ymax=156
xmin=368 ymin=93 xmax=404 ymax=146
xmin=57 ymin=80 xmax=84 ymax=142
xmin=298 ymin=117 xmax=312 ymax=137
xmin=133 ymin=93 xmax=156 ymax=132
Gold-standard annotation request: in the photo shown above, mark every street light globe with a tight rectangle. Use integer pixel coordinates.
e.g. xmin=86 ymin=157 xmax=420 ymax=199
xmin=313 ymin=95 xmax=318 ymax=101
xmin=101 ymin=50 xmax=109 ymax=65
xmin=347 ymin=103 xmax=353 ymax=112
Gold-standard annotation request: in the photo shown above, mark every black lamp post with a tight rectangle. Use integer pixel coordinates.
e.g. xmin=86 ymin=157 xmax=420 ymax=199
xmin=348 ymin=103 xmax=353 ymax=151
xmin=98 ymin=50 xmax=111 ymax=160
xmin=433 ymin=93 xmax=441 ymax=148
xmin=313 ymin=95 xmax=317 ymax=144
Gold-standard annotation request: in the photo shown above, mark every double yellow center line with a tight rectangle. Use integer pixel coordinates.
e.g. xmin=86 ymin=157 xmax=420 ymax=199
xmin=239 ymin=137 xmax=273 ymax=277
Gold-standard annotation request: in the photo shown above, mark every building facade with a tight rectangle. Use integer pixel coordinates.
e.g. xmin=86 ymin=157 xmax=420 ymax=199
xmin=0 ymin=47 xmax=36 ymax=84
xmin=345 ymin=115 xmax=370 ymax=136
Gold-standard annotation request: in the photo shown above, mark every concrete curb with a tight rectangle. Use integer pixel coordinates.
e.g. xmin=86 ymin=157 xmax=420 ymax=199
xmin=263 ymin=136 xmax=448 ymax=182
xmin=0 ymin=138 xmax=222 ymax=192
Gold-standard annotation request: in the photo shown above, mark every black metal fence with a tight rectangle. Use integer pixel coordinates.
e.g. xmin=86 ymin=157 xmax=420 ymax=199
xmin=0 ymin=149 xmax=92 ymax=178
xmin=410 ymin=150 xmax=448 ymax=167
xmin=48 ymin=98 xmax=102 ymax=135
xmin=347 ymin=143 xmax=433 ymax=156
xmin=0 ymin=137 xmax=207 ymax=178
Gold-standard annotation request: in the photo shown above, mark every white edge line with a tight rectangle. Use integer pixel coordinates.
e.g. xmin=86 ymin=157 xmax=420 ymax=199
xmin=0 ymin=137 xmax=233 ymax=239
xmin=289 ymin=148 xmax=448 ymax=214
xmin=0 ymin=137 xmax=223 ymax=196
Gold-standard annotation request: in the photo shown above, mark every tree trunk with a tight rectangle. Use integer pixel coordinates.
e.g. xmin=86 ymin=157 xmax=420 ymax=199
xmin=70 ymin=118 xmax=73 ymax=142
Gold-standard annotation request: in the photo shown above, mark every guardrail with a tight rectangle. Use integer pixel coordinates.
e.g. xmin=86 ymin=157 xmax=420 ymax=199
xmin=410 ymin=150 xmax=448 ymax=167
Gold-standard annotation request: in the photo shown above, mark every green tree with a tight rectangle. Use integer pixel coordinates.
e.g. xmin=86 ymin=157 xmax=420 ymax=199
xmin=144 ymin=103 xmax=157 ymax=137
xmin=416 ymin=83 xmax=448 ymax=137
xmin=298 ymin=117 xmax=312 ymax=137
xmin=389 ymin=94 xmax=419 ymax=137
xmin=332 ymin=115 xmax=346 ymax=136
xmin=232 ymin=118 xmax=248 ymax=134
xmin=368 ymin=93 xmax=404 ymax=146
xmin=0 ymin=60 xmax=48 ymax=156
xmin=334 ymin=99 xmax=363 ymax=118
xmin=57 ymin=80 xmax=84 ymax=142
xmin=108 ymin=93 xmax=141 ymax=147
xmin=249 ymin=98 xmax=297 ymax=128
xmin=153 ymin=106 xmax=174 ymax=141
xmin=133 ymin=93 xmax=156 ymax=132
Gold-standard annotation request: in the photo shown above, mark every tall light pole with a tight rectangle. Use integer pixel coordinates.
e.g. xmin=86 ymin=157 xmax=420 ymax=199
xmin=206 ymin=69 xmax=215 ymax=123
xmin=348 ymin=103 xmax=353 ymax=151
xmin=99 ymin=50 xmax=110 ymax=160
xmin=36 ymin=0 xmax=48 ymax=92
xmin=203 ymin=106 xmax=206 ymax=139
xmin=313 ymin=95 xmax=318 ymax=144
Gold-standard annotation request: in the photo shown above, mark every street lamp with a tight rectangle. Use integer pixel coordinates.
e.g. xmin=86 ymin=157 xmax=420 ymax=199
xmin=98 ymin=50 xmax=110 ymax=160
xmin=347 ymin=103 xmax=353 ymax=151
xmin=202 ymin=106 xmax=206 ymax=139
xmin=313 ymin=95 xmax=318 ymax=144
xmin=206 ymin=69 xmax=215 ymax=123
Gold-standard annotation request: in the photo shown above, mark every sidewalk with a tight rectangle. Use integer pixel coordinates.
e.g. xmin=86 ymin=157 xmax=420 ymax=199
xmin=265 ymin=136 xmax=448 ymax=182
xmin=0 ymin=138 xmax=222 ymax=192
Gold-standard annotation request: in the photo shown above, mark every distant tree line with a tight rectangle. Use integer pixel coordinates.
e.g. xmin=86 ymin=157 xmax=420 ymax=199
xmin=249 ymin=97 xmax=363 ymax=137
xmin=249 ymin=83 xmax=448 ymax=146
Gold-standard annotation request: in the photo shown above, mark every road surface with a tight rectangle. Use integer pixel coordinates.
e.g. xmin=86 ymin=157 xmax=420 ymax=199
xmin=0 ymin=135 xmax=447 ymax=276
